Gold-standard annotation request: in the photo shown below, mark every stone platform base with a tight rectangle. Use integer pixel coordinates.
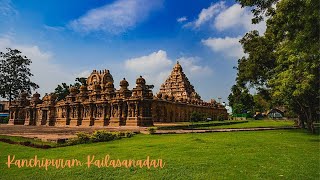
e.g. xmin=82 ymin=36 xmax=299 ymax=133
xmin=80 ymin=119 xmax=92 ymax=126
xmin=9 ymin=119 xmax=25 ymax=125
xmin=126 ymin=117 xmax=138 ymax=126
xmin=109 ymin=117 xmax=121 ymax=127
xmin=93 ymin=119 xmax=105 ymax=127
xmin=69 ymin=119 xmax=79 ymax=126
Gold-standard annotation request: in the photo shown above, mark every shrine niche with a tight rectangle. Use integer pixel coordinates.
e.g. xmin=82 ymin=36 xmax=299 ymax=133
xmin=9 ymin=62 xmax=227 ymax=127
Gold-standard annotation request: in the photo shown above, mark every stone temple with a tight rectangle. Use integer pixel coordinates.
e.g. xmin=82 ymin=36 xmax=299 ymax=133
xmin=8 ymin=62 xmax=227 ymax=127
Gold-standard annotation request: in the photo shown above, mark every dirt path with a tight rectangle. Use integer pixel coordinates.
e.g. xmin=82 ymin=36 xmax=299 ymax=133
xmin=0 ymin=124 xmax=144 ymax=141
xmin=0 ymin=124 xmax=298 ymax=142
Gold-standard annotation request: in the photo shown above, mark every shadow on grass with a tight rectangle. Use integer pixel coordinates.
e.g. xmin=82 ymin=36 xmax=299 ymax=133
xmin=157 ymin=121 xmax=249 ymax=130
xmin=0 ymin=138 xmax=52 ymax=149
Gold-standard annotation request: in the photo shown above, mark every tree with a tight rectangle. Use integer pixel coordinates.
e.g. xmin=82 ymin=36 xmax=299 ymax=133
xmin=75 ymin=77 xmax=87 ymax=86
xmin=228 ymin=85 xmax=254 ymax=115
xmin=54 ymin=77 xmax=87 ymax=101
xmin=235 ymin=0 xmax=320 ymax=133
xmin=253 ymin=93 xmax=270 ymax=113
xmin=54 ymin=83 xmax=71 ymax=101
xmin=0 ymin=48 xmax=39 ymax=104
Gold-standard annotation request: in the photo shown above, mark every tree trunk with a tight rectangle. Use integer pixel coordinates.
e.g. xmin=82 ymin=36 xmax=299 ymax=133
xmin=298 ymin=114 xmax=305 ymax=129
xmin=306 ymin=120 xmax=314 ymax=134
xmin=306 ymin=108 xmax=315 ymax=134
xmin=8 ymin=85 xmax=12 ymax=106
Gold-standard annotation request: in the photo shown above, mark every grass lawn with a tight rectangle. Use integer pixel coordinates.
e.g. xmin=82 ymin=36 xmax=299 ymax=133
xmin=157 ymin=120 xmax=249 ymax=130
xmin=172 ymin=120 xmax=247 ymax=125
xmin=195 ymin=120 xmax=295 ymax=130
xmin=157 ymin=119 xmax=295 ymax=130
xmin=0 ymin=135 xmax=57 ymax=147
xmin=0 ymin=129 xmax=319 ymax=180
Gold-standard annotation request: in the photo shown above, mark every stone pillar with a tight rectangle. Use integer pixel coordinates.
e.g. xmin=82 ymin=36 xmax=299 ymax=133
xmin=69 ymin=105 xmax=80 ymax=126
xmin=79 ymin=105 xmax=90 ymax=126
xmin=93 ymin=104 xmax=105 ymax=127
xmin=135 ymin=102 xmax=138 ymax=117
xmin=138 ymin=101 xmax=153 ymax=126
xmin=8 ymin=108 xmax=25 ymax=125
xmin=120 ymin=103 xmax=127 ymax=126
xmin=24 ymin=108 xmax=33 ymax=126
xmin=46 ymin=107 xmax=56 ymax=126
xmin=109 ymin=103 xmax=121 ymax=126
xmin=89 ymin=104 xmax=95 ymax=126
xmin=125 ymin=102 xmax=139 ymax=126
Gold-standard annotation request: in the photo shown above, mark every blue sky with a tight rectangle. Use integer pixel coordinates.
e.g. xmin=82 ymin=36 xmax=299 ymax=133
xmin=0 ymin=0 xmax=266 ymax=103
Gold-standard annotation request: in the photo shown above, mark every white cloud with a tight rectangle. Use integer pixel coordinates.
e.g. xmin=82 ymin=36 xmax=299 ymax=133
xmin=202 ymin=36 xmax=245 ymax=59
xmin=214 ymin=3 xmax=266 ymax=33
xmin=0 ymin=0 xmax=17 ymax=17
xmin=0 ymin=36 xmax=75 ymax=96
xmin=69 ymin=0 xmax=162 ymax=35
xmin=16 ymin=45 xmax=52 ymax=61
xmin=184 ymin=1 xmax=266 ymax=34
xmin=194 ymin=1 xmax=225 ymax=28
xmin=124 ymin=50 xmax=212 ymax=92
xmin=196 ymin=2 xmax=267 ymax=59
xmin=177 ymin=57 xmax=212 ymax=76
xmin=76 ymin=70 xmax=91 ymax=78
xmin=177 ymin=16 xmax=187 ymax=23
xmin=125 ymin=50 xmax=172 ymax=74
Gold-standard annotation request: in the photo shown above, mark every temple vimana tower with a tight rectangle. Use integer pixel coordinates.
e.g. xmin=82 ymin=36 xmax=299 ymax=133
xmin=9 ymin=62 xmax=227 ymax=127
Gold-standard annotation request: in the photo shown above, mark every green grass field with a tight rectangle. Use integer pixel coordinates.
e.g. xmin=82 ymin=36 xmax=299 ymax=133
xmin=157 ymin=120 xmax=249 ymax=130
xmin=157 ymin=119 xmax=295 ymax=130
xmin=0 ymin=135 xmax=57 ymax=147
xmin=0 ymin=129 xmax=319 ymax=180
xmin=195 ymin=120 xmax=295 ymax=129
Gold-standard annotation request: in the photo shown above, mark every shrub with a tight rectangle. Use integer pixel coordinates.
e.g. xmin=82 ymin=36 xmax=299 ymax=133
xmin=123 ymin=131 xmax=134 ymax=138
xmin=66 ymin=130 xmax=136 ymax=145
xmin=91 ymin=130 xmax=119 ymax=142
xmin=148 ymin=127 xmax=157 ymax=134
xmin=75 ymin=132 xmax=91 ymax=143
xmin=190 ymin=111 xmax=210 ymax=122
xmin=0 ymin=117 xmax=9 ymax=124
xmin=218 ymin=114 xmax=225 ymax=121
xmin=119 ymin=131 xmax=126 ymax=137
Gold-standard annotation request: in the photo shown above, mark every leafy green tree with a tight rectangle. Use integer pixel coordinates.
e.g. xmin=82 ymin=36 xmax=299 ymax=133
xmin=236 ymin=0 xmax=320 ymax=132
xmin=54 ymin=77 xmax=87 ymax=101
xmin=0 ymin=48 xmax=39 ymax=104
xmin=253 ymin=93 xmax=270 ymax=113
xmin=75 ymin=77 xmax=87 ymax=86
xmin=54 ymin=83 xmax=70 ymax=101
xmin=228 ymin=85 xmax=254 ymax=114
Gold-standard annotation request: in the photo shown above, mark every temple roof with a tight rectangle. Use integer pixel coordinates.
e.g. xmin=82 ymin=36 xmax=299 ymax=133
xmin=159 ymin=61 xmax=201 ymax=101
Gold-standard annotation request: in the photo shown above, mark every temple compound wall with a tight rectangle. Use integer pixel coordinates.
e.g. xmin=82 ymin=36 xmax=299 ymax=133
xmin=8 ymin=62 xmax=228 ymax=127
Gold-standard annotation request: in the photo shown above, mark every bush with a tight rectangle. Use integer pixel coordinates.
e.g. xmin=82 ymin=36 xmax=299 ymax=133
xmin=218 ymin=114 xmax=225 ymax=121
xmin=68 ymin=130 xmax=136 ymax=145
xmin=75 ymin=132 xmax=91 ymax=143
xmin=123 ymin=131 xmax=134 ymax=138
xmin=91 ymin=130 xmax=120 ymax=142
xmin=148 ymin=127 xmax=157 ymax=134
xmin=119 ymin=131 xmax=125 ymax=137
xmin=118 ymin=131 xmax=134 ymax=138
xmin=0 ymin=117 xmax=9 ymax=124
